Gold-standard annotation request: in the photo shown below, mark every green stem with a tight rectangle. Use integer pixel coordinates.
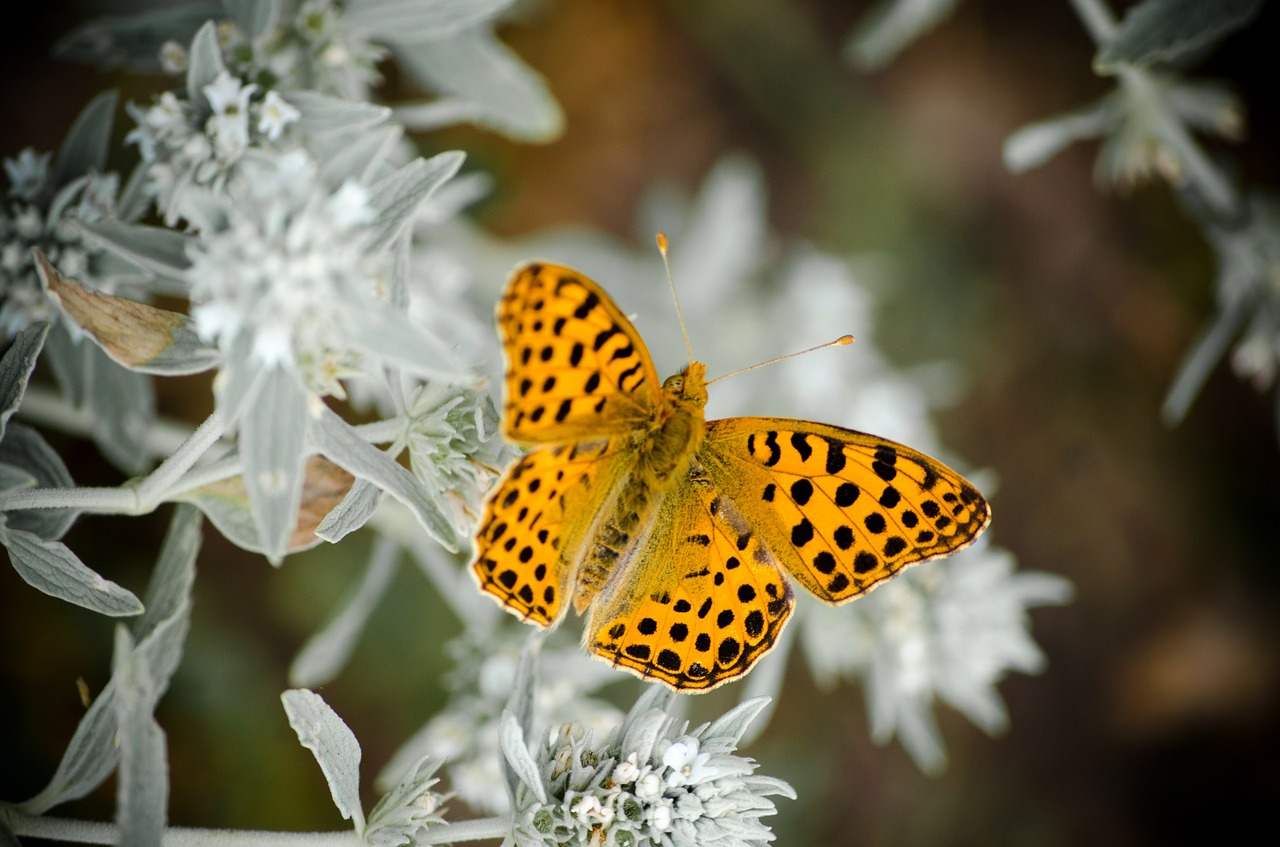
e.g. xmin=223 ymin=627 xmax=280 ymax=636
xmin=4 ymin=812 xmax=511 ymax=846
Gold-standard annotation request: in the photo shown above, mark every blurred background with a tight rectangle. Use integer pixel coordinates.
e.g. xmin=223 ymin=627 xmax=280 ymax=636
xmin=3 ymin=1 xmax=1279 ymax=844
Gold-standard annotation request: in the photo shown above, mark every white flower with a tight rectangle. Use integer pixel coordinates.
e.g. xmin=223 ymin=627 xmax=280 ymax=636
xmin=646 ymin=800 xmax=673 ymax=833
xmin=4 ymin=149 xmax=50 ymax=200
xmin=160 ymin=40 xmax=188 ymax=74
xmin=660 ymin=737 xmax=716 ymax=788
xmin=327 ymin=180 xmax=373 ymax=229
xmin=204 ymin=72 xmax=257 ymax=161
xmin=13 ymin=206 xmax=42 ymax=240
xmin=258 ymin=90 xmax=301 ymax=141
xmin=569 ymin=794 xmax=613 ymax=826
xmin=633 ymin=771 xmax=662 ymax=803
xmin=610 ymin=754 xmax=640 ymax=786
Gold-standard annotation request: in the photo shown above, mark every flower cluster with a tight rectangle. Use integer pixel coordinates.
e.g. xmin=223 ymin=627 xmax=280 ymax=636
xmin=503 ymin=691 xmax=794 ymax=847
xmin=0 ymin=147 xmax=118 ymax=338
xmin=404 ymin=382 xmax=502 ymax=539
xmin=126 ymin=70 xmax=300 ymax=224
xmin=185 ymin=151 xmax=377 ymax=393
xmin=798 ymin=543 xmax=1072 ymax=772
xmin=382 ymin=625 xmax=622 ymax=815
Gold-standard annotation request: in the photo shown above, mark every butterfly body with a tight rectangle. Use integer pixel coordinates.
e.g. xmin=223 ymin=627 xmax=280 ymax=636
xmin=472 ymin=263 xmax=990 ymax=691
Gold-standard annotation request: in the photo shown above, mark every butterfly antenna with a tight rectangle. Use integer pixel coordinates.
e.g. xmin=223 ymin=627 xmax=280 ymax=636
xmin=657 ymin=233 xmax=695 ymax=365
xmin=706 ymin=335 xmax=856 ymax=386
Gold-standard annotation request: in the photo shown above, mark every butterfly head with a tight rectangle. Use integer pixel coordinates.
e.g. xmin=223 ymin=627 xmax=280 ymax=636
xmin=663 ymin=361 xmax=709 ymax=410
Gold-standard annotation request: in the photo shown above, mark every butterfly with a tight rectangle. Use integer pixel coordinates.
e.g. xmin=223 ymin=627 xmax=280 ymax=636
xmin=471 ymin=262 xmax=990 ymax=691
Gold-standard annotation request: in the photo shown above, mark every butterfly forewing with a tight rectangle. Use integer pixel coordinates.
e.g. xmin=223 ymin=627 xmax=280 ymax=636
xmin=701 ymin=417 xmax=990 ymax=603
xmin=498 ymin=263 xmax=662 ymax=443
xmin=585 ymin=472 xmax=794 ymax=691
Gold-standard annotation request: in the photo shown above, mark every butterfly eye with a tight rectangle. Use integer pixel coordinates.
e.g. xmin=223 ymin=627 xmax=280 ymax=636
xmin=663 ymin=375 xmax=685 ymax=391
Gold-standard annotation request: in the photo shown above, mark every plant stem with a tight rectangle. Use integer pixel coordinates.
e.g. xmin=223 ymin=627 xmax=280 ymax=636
xmin=4 ymin=812 xmax=512 ymax=846
xmin=135 ymin=411 xmax=229 ymax=508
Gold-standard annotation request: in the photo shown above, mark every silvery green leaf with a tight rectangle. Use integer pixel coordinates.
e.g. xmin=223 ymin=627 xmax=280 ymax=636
xmin=1162 ymin=296 xmax=1254 ymax=424
xmin=705 ymin=697 xmax=770 ymax=746
xmin=0 ymin=463 xmax=36 ymax=492
xmin=113 ymin=627 xmax=167 ymax=847
xmin=75 ymin=219 xmax=193 ymax=288
xmin=82 ymin=345 xmax=155 ymax=476
xmin=0 ymin=814 xmax=19 ymax=846
xmin=498 ymin=711 xmax=545 ymax=804
xmin=368 ymin=151 xmax=466 ymax=252
xmin=346 ymin=0 xmax=516 ymax=41
xmin=1 ymin=525 xmax=144 ymax=617
xmin=1097 ymin=0 xmax=1261 ymax=71
xmin=844 ymin=0 xmax=962 ymax=70
xmin=186 ymin=20 xmax=226 ymax=120
xmin=117 ymin=163 xmax=152 ymax=223
xmin=52 ymin=4 xmax=219 ymax=71
xmin=288 ymin=91 xmax=392 ymax=134
xmin=341 ymin=302 xmax=472 ymax=386
xmin=315 ymin=477 xmax=381 ymax=543
xmin=315 ymin=125 xmax=403 ymax=188
xmin=741 ymin=775 xmax=797 ymax=799
xmin=620 ymin=708 xmax=668 ymax=764
xmin=51 ymin=90 xmax=117 ymax=192
xmin=390 ymin=28 xmax=564 ymax=142
xmin=309 ymin=406 xmax=456 ymax=550
xmin=14 ymin=507 xmax=195 ymax=815
xmin=0 ymin=423 xmax=76 ymax=540
xmin=0 ymin=323 xmax=50 ymax=441
xmin=1003 ymin=99 xmax=1114 ymax=174
xmin=366 ymin=755 xmax=445 ymax=847
xmin=393 ymin=98 xmax=488 ymax=133
xmin=214 ymin=334 xmax=265 ymax=433
xmin=239 ymin=366 xmax=309 ymax=564
xmin=669 ymin=155 xmax=767 ymax=309
xmin=41 ymin=322 xmax=88 ymax=407
xmin=499 ymin=643 xmax=538 ymax=804
xmin=289 ymin=536 xmax=398 ymax=687
xmin=282 ymin=689 xmax=366 ymax=834
xmin=223 ymin=0 xmax=279 ymax=38
xmin=37 ymin=251 xmax=215 ymax=376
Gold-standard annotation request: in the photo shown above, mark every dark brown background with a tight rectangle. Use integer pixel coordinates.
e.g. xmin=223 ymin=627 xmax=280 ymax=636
xmin=3 ymin=1 xmax=1279 ymax=844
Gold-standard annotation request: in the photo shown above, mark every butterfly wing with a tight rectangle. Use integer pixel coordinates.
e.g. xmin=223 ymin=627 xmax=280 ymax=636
xmin=701 ymin=417 xmax=990 ymax=603
xmin=472 ymin=438 xmax=631 ymax=627
xmin=498 ymin=263 xmax=662 ymax=444
xmin=584 ymin=468 xmax=794 ymax=691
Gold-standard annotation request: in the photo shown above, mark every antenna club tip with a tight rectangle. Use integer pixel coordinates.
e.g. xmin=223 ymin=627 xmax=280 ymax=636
xmin=656 ymin=232 xmax=668 ymax=253
xmin=836 ymin=334 xmax=855 ymax=345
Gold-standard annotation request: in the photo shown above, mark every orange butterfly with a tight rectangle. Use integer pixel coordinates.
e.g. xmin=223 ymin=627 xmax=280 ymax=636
xmin=471 ymin=262 xmax=990 ymax=691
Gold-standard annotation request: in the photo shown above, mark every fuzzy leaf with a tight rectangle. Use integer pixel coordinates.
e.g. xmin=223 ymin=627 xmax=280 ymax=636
xmin=238 ymin=367 xmax=309 ymax=563
xmin=179 ymin=455 xmax=353 ymax=555
xmin=1097 ymin=0 xmax=1262 ymax=71
xmin=0 ymin=323 xmax=51 ymax=441
xmin=368 ymin=151 xmax=465 ymax=252
xmin=341 ymin=303 xmax=473 ymax=387
xmin=705 ymin=697 xmax=771 ymax=745
xmin=498 ymin=711 xmax=545 ymax=805
xmin=113 ymin=627 xmax=168 ymax=847
xmin=1003 ymin=99 xmax=1114 ymax=174
xmin=315 ymin=477 xmax=381 ymax=543
xmin=36 ymin=252 xmax=217 ymax=376
xmin=315 ymin=125 xmax=403 ymax=187
xmin=289 ymin=90 xmax=393 ymax=134
xmin=53 ymin=4 xmax=219 ymax=71
xmin=390 ymin=28 xmax=563 ymax=142
xmin=223 ymin=0 xmax=279 ymax=38
xmin=0 ymin=463 xmax=36 ymax=492
xmin=309 ymin=406 xmax=455 ymax=550
xmin=14 ymin=507 xmax=197 ymax=815
xmin=845 ymin=0 xmax=962 ymax=70
xmin=0 ymin=423 xmax=76 ymax=540
xmin=365 ymin=755 xmax=445 ymax=847
xmin=289 ymin=536 xmax=398 ymax=687
xmin=51 ymin=90 xmax=118 ymax=192
xmin=186 ymin=20 xmax=227 ymax=119
xmin=75 ymin=218 xmax=193 ymax=287
xmin=2 ymin=525 xmax=143 ymax=617
xmin=282 ymin=689 xmax=366 ymax=833
xmin=1163 ymin=296 xmax=1254 ymax=424
xmin=82 ymin=343 xmax=156 ymax=476
xmin=345 ymin=0 xmax=516 ymax=41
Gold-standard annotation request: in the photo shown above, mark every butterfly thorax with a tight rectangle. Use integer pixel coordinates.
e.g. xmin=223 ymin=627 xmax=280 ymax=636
xmin=571 ymin=362 xmax=709 ymax=610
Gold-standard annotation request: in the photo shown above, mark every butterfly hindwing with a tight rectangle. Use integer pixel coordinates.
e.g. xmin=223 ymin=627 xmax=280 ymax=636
xmin=585 ymin=471 xmax=794 ymax=691
xmin=498 ymin=263 xmax=662 ymax=443
xmin=701 ymin=417 xmax=990 ymax=603
xmin=472 ymin=438 xmax=629 ymax=627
